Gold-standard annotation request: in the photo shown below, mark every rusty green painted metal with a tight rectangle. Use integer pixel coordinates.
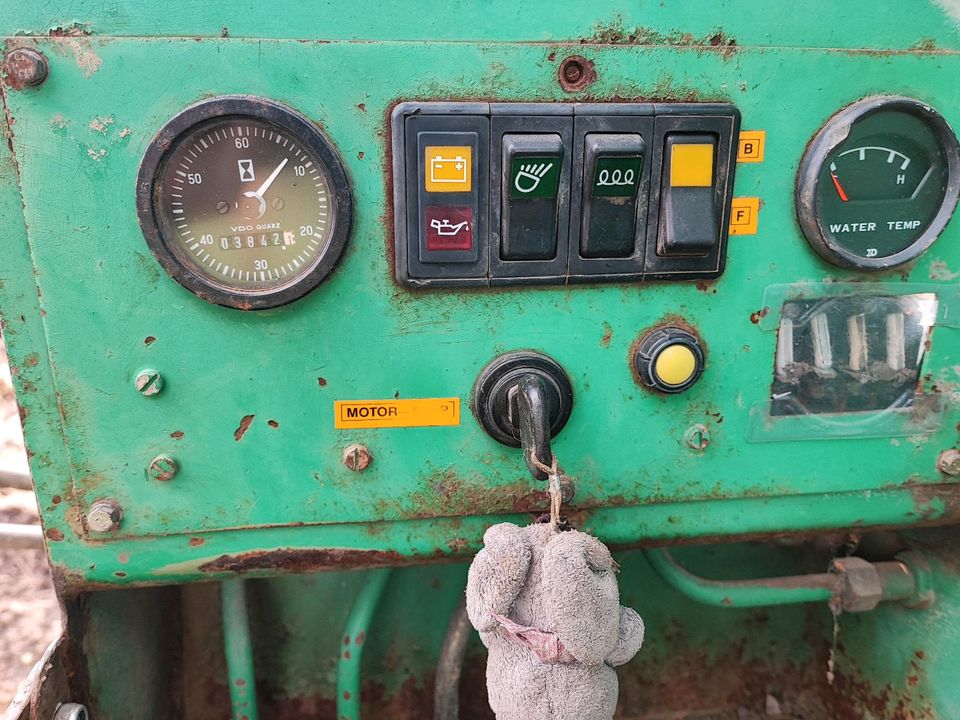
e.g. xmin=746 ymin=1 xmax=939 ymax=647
xmin=0 ymin=4 xmax=959 ymax=588
xmin=2 ymin=1 xmax=960 ymax=717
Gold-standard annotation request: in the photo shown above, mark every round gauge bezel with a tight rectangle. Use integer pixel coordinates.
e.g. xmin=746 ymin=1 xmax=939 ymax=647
xmin=796 ymin=95 xmax=960 ymax=270
xmin=135 ymin=95 xmax=353 ymax=310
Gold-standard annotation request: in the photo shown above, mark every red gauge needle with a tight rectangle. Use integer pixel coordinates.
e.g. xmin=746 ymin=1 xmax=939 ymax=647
xmin=830 ymin=172 xmax=849 ymax=202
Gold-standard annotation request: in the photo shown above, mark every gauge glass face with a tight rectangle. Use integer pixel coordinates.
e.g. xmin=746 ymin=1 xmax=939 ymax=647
xmin=814 ymin=109 xmax=951 ymax=261
xmin=155 ymin=117 xmax=335 ymax=294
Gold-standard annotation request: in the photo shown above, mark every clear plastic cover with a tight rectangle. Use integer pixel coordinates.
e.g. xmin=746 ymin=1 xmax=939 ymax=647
xmin=749 ymin=287 xmax=945 ymax=442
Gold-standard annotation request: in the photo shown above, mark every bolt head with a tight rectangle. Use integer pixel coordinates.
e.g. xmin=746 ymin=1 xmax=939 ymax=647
xmin=87 ymin=500 xmax=123 ymax=533
xmin=342 ymin=444 xmax=373 ymax=472
xmin=685 ymin=423 xmax=711 ymax=450
xmin=135 ymin=369 xmax=163 ymax=396
xmin=937 ymin=449 xmax=960 ymax=476
xmin=148 ymin=455 xmax=179 ymax=482
xmin=2 ymin=48 xmax=49 ymax=89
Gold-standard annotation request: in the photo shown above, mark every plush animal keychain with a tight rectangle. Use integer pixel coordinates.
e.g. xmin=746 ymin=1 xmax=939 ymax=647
xmin=466 ymin=462 xmax=645 ymax=720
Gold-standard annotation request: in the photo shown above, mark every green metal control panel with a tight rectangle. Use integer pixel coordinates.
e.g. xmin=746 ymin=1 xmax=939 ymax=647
xmin=1 ymin=2 xmax=960 ymax=594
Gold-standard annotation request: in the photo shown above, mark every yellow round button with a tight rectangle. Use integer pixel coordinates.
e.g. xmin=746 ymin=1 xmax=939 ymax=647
xmin=653 ymin=344 xmax=698 ymax=386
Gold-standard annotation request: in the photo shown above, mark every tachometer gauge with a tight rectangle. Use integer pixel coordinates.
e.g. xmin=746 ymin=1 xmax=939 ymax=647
xmin=136 ymin=96 xmax=352 ymax=309
xmin=796 ymin=96 xmax=960 ymax=270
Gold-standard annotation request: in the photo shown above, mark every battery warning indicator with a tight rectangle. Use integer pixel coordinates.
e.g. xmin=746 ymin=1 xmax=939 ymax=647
xmin=425 ymin=146 xmax=472 ymax=192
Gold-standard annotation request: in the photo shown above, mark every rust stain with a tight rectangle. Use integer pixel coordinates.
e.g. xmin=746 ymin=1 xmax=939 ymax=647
xmin=317 ymin=377 xmax=328 ymax=387
xmin=45 ymin=528 xmax=64 ymax=541
xmin=189 ymin=537 xmax=205 ymax=547
xmin=600 ymin=322 xmax=613 ymax=348
xmin=750 ymin=306 xmax=770 ymax=324
xmin=267 ymin=419 xmax=279 ymax=428
xmin=233 ymin=414 xmax=255 ymax=442
xmin=580 ymin=21 xmax=739 ymax=60
xmin=170 ymin=430 xmax=184 ymax=439
xmin=197 ymin=547 xmax=412 ymax=574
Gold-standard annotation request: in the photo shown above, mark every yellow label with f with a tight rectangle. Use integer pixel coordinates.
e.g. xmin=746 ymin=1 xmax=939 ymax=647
xmin=729 ymin=197 xmax=760 ymax=235
xmin=334 ymin=398 xmax=461 ymax=429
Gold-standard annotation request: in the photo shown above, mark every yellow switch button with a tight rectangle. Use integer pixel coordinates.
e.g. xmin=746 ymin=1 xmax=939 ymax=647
xmin=670 ymin=143 xmax=714 ymax=187
xmin=654 ymin=344 xmax=698 ymax=386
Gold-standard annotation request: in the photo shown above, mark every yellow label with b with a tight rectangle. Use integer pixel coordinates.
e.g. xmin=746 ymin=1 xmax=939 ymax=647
xmin=334 ymin=398 xmax=461 ymax=429
xmin=737 ymin=130 xmax=766 ymax=163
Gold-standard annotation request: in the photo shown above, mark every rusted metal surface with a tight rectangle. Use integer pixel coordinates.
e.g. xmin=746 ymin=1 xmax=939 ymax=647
xmin=197 ymin=547 xmax=414 ymax=574
xmin=1 ymin=47 xmax=49 ymax=90
xmin=936 ymin=448 xmax=960 ymax=476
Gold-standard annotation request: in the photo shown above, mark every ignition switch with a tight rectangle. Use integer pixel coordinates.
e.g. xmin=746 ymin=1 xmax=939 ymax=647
xmin=471 ymin=351 xmax=573 ymax=480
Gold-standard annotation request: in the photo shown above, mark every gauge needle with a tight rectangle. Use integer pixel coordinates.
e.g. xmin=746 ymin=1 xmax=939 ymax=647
xmin=242 ymin=158 xmax=289 ymax=218
xmin=830 ymin=172 xmax=849 ymax=202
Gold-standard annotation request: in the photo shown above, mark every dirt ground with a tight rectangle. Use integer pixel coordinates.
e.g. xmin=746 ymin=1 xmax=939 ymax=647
xmin=0 ymin=338 xmax=61 ymax=710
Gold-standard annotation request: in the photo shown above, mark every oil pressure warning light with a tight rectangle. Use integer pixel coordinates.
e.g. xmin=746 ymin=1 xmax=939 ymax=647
xmin=796 ymin=96 xmax=960 ymax=270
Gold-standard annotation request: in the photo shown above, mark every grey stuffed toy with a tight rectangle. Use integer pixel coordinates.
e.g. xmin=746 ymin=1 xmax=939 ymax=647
xmin=466 ymin=522 xmax=645 ymax=720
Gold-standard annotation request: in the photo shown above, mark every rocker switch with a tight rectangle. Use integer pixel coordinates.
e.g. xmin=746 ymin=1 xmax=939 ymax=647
xmin=501 ymin=134 xmax=564 ymax=260
xmin=659 ymin=134 xmax=718 ymax=257
xmin=581 ymin=133 xmax=645 ymax=258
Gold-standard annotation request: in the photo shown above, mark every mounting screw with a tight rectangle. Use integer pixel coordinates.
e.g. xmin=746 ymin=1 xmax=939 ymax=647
xmin=937 ymin=449 xmax=960 ymax=476
xmin=135 ymin=369 xmax=163 ymax=397
xmin=87 ymin=500 xmax=123 ymax=533
xmin=147 ymin=455 xmax=179 ymax=482
xmin=2 ymin=48 xmax=49 ymax=89
xmin=557 ymin=55 xmax=595 ymax=92
xmin=342 ymin=444 xmax=373 ymax=472
xmin=685 ymin=423 xmax=710 ymax=451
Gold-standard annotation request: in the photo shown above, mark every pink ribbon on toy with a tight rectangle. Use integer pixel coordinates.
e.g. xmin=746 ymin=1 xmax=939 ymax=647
xmin=491 ymin=613 xmax=577 ymax=664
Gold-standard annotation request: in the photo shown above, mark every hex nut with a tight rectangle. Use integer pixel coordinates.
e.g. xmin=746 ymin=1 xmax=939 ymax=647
xmin=135 ymin=369 xmax=164 ymax=396
xmin=831 ymin=556 xmax=883 ymax=612
xmin=937 ymin=448 xmax=960 ymax=476
xmin=87 ymin=500 xmax=123 ymax=533
xmin=342 ymin=444 xmax=373 ymax=472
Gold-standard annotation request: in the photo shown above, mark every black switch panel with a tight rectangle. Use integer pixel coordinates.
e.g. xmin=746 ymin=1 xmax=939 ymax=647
xmin=391 ymin=102 xmax=739 ymax=288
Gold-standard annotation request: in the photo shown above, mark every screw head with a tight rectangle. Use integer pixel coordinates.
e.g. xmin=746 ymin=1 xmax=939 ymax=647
xmin=685 ymin=423 xmax=711 ymax=451
xmin=135 ymin=369 xmax=163 ymax=396
xmin=342 ymin=444 xmax=373 ymax=472
xmin=2 ymin=48 xmax=49 ymax=89
xmin=937 ymin=449 xmax=960 ymax=476
xmin=148 ymin=455 xmax=179 ymax=482
xmin=87 ymin=500 xmax=123 ymax=533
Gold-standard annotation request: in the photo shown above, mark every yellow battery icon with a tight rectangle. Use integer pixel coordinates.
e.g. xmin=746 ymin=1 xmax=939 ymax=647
xmin=425 ymin=146 xmax=472 ymax=192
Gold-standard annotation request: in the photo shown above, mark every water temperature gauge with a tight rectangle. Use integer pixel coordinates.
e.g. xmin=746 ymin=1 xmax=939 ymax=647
xmin=797 ymin=96 xmax=960 ymax=270
xmin=136 ymin=96 xmax=352 ymax=309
